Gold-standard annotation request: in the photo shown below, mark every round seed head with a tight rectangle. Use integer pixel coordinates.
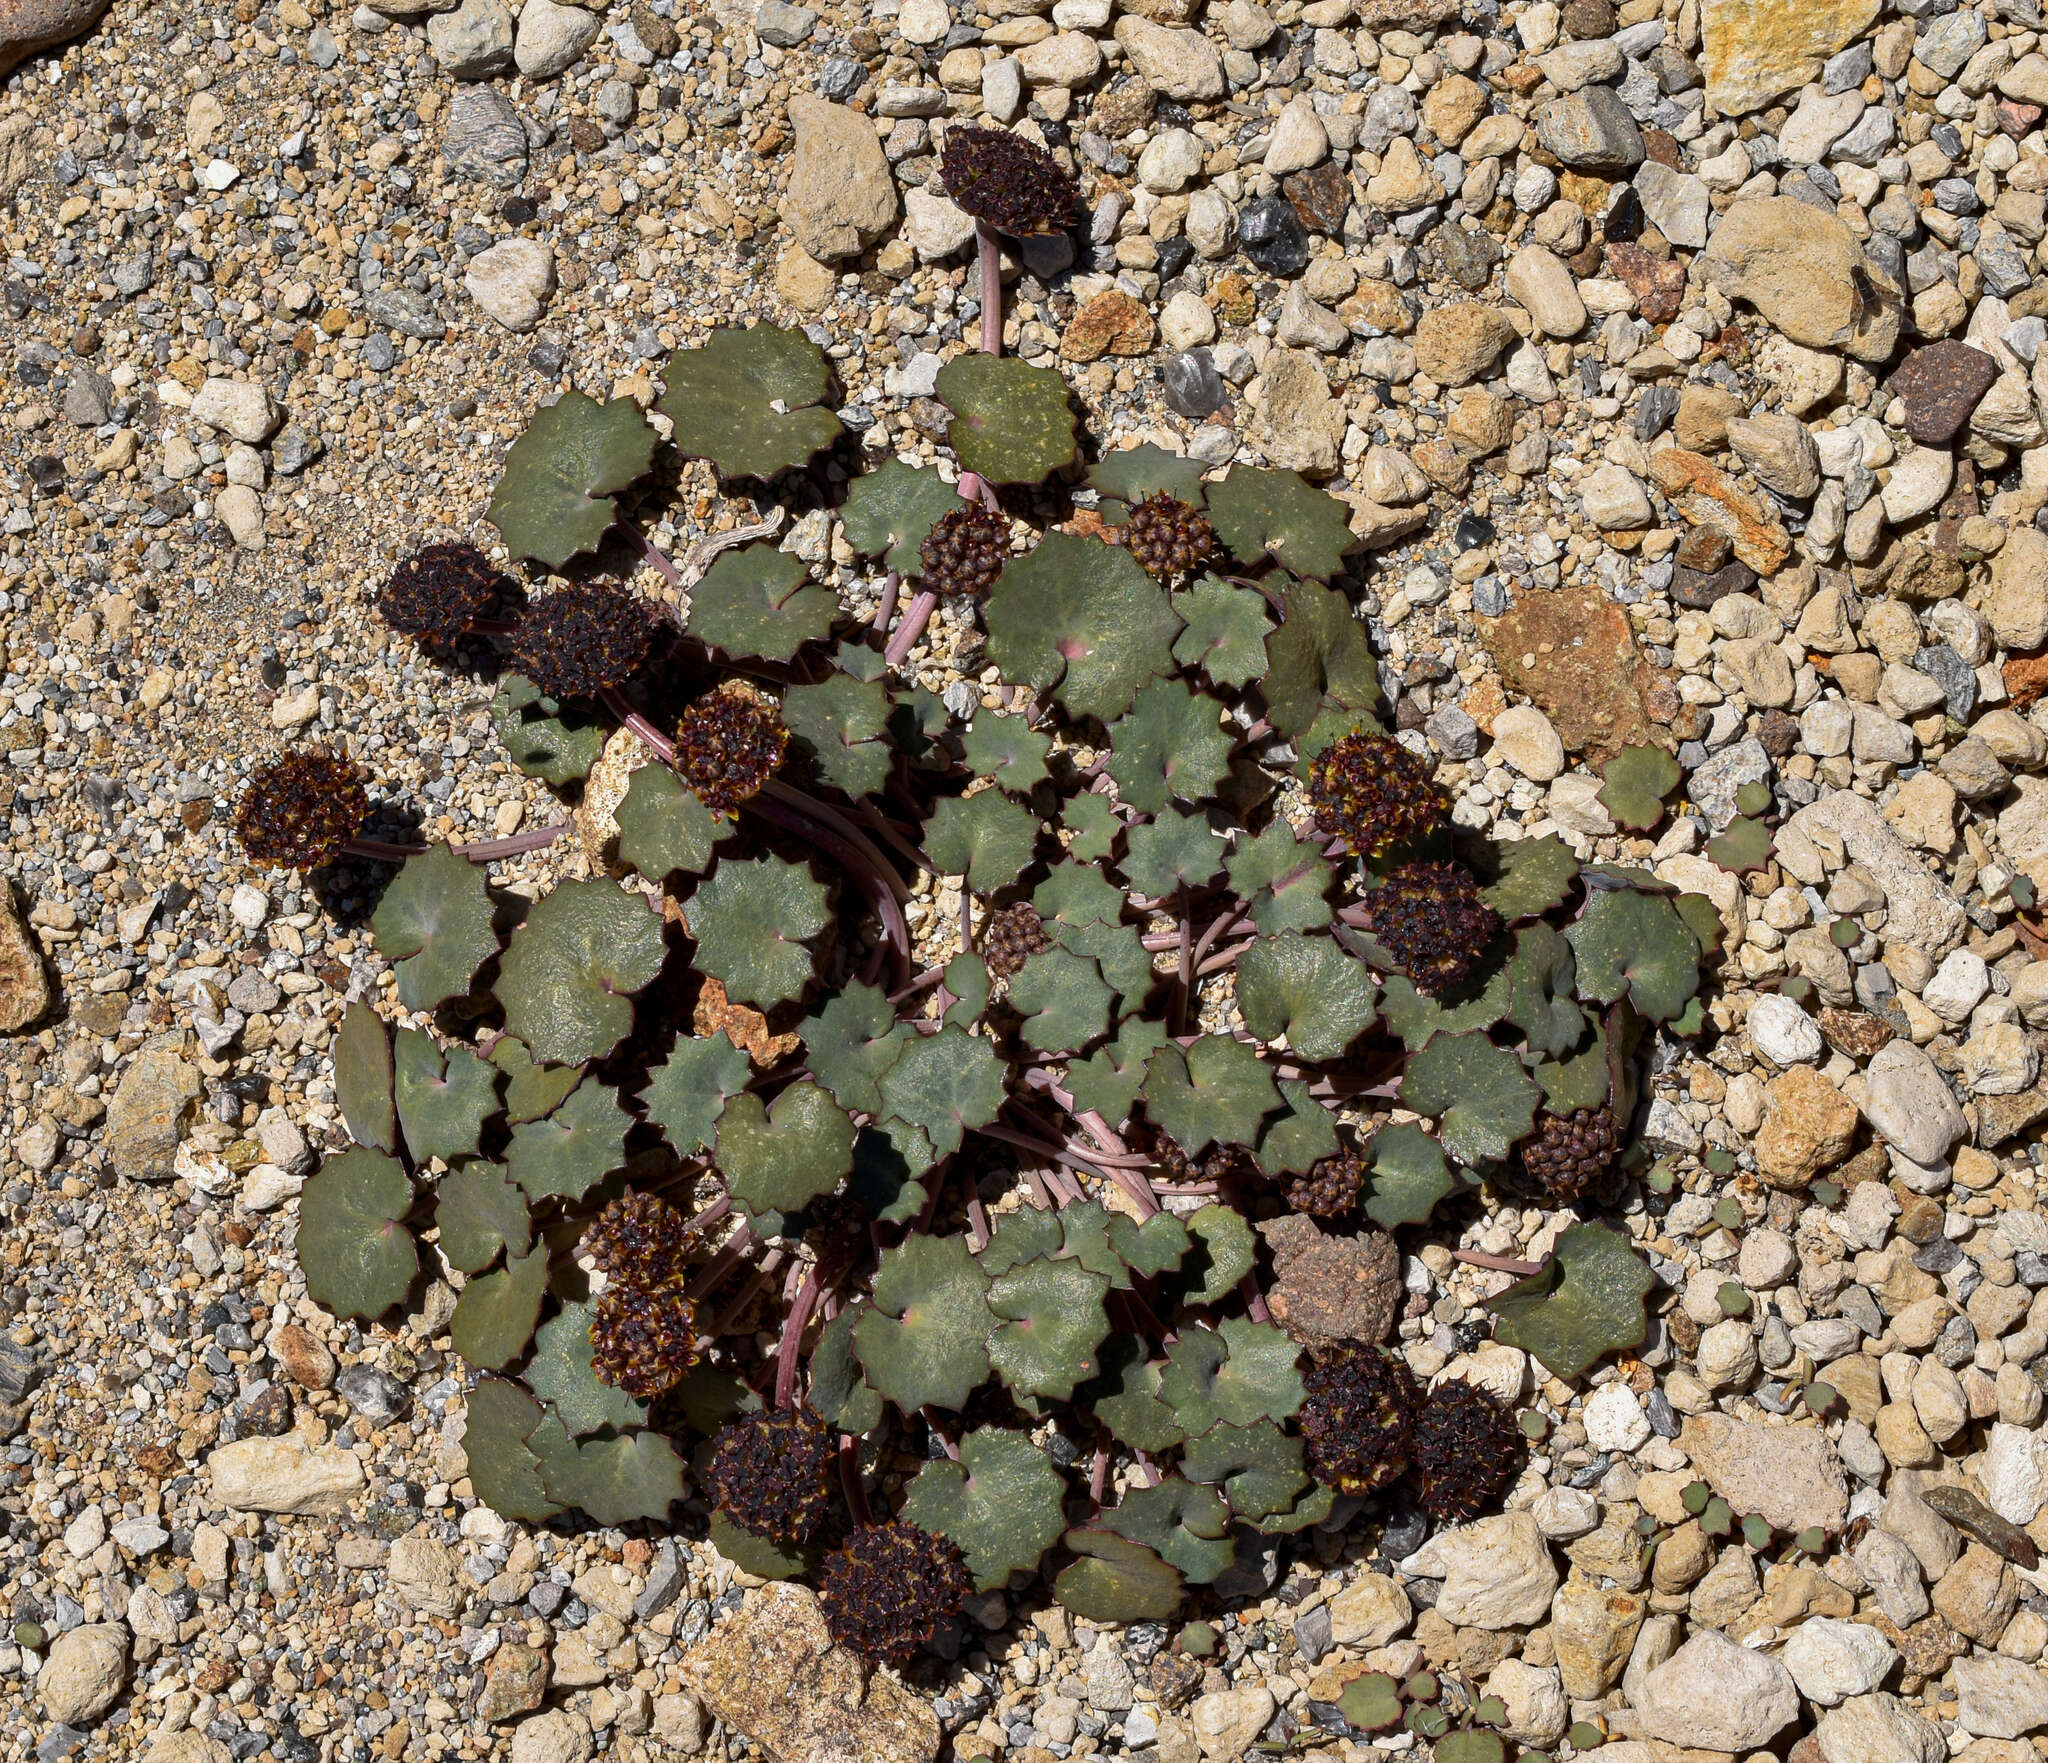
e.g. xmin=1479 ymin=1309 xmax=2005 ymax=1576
xmin=705 ymin=1406 xmax=836 ymax=1545
xmin=590 ymin=1283 xmax=701 ymax=1399
xmin=582 ymin=1191 xmax=693 ymax=1290
xmin=1119 ymin=494 xmax=1216 ymax=582
xmin=511 ymin=582 xmax=662 ymax=700
xmin=1306 ymin=732 xmax=1449 ymax=860
xmin=1298 ymin=1342 xmax=1423 ymax=1495
xmin=918 ymin=503 xmax=1011 ymax=598
xmin=1519 ymin=1105 xmax=1622 ymax=1200
xmin=1367 ymin=861 xmax=1501 ymax=997
xmin=982 ymin=901 xmax=1054 ymax=980
xmin=675 ymin=679 xmax=790 ymax=815
xmin=1412 ymin=1378 xmax=1523 ymax=1522
xmin=235 ymin=752 xmax=369 ymax=870
xmin=939 ymin=126 xmax=1078 ymax=236
xmin=817 ymin=1522 xmax=972 ymax=1665
xmin=1286 ymin=1149 xmax=1364 ymax=1219
xmin=377 ymin=541 xmax=506 ymax=650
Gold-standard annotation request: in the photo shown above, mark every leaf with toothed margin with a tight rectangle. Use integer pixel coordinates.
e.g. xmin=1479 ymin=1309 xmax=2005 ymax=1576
xmin=877 ymin=1024 xmax=1007 ymax=1157
xmin=1121 ymin=807 xmax=1227 ymax=897
xmin=1107 ymin=677 xmax=1237 ymax=814
xmin=641 ymin=1030 xmax=753 ymax=1157
xmin=1100 ymin=1477 xmax=1235 ymax=1584
xmin=1374 ymin=955 xmax=1513 ymax=1051
xmin=977 ymin=1206 xmax=1064 ymax=1278
xmin=854 ymin=1233 xmax=993 ymax=1412
xmin=1088 ymin=1336 xmax=1186 ymax=1451
xmin=985 ymin=533 xmax=1180 ymax=724
xmin=1050 ymin=1202 xmax=1122 ymax=1288
xmin=1172 ymin=1203 xmax=1255 ymax=1308
xmin=492 ymin=674 xmax=607 ymax=786
xmin=1363 ymin=1122 xmax=1458 ymax=1228
xmin=944 ymin=953 xmax=990 ymax=1030
xmin=616 ymin=764 xmax=724 ymax=881
xmin=1063 ymin=791 xmax=1121 ymax=862
xmin=1088 ymin=443 xmax=1208 ymax=514
xmin=463 ymin=1380 xmax=561 ymax=1524
xmin=336 ymin=1003 xmax=395 ymax=1153
xmin=937 ymin=353 xmax=1080 ymax=485
xmin=1181 ymin=1419 xmax=1313 ymax=1522
xmin=1066 ymin=1019 xmax=1172 ymax=1126
xmin=1235 ymin=933 xmax=1377 ymax=1062
xmin=1226 ymin=822 xmax=1332 ymax=934
xmin=1262 ymin=576 xmax=1381 ymax=743
xmin=1158 ymin=1318 xmax=1305 ymax=1434
xmin=848 ymin=1117 xmax=934 ymax=1226
xmin=498 ymin=878 xmax=668 ymax=1066
xmin=506 ymin=1079 xmax=631 ymax=1202
xmin=684 ymin=854 xmax=831 ymax=1010
xmin=1006 ymin=948 xmax=1114 ymax=1054
xmin=490 ymin=1037 xmax=584 ymax=1126
xmin=1171 ymin=576 xmax=1273 ymax=689
xmin=1707 ymin=815 xmax=1774 ymax=874
xmin=1597 ymin=743 xmax=1683 ymax=832
xmin=808 ymin=1306 xmax=884 ymax=1435
xmin=1107 ymin=1211 xmax=1190 ymax=1286
xmin=960 ymin=717 xmax=1053 ymax=795
xmin=487 ymin=391 xmax=657 ymax=568
xmin=715 ymin=1081 xmax=856 ymax=1235
xmin=1673 ymin=891 xmax=1726 ymax=961
xmin=1055 ymin=918 xmax=1155 ymax=1014
xmin=925 ymin=791 xmax=1040 ymax=892
xmin=687 ymin=544 xmax=835 ymax=663
xmin=902 ymin=1427 xmax=1068 ymax=1591
xmin=526 ymin=1299 xmax=647 ymax=1438
xmin=1207 ymin=466 xmax=1357 ymax=581
xmin=1502 ymin=922 xmax=1588 ymax=1060
xmin=1257 ymin=1078 xmax=1341 ymax=1177
xmin=1142 ymin=1035 xmax=1280 ymax=1155
xmin=657 ymin=322 xmax=843 ymax=481
xmin=1474 ymin=833 xmax=1582 ymax=921
xmin=1567 ymin=887 xmax=1702 ymax=1025
xmin=1055 ymin=1529 xmax=1185 ymax=1622
xmin=1261 ymin=1483 xmax=1336 ymax=1536
xmin=393 ymin=1028 xmax=498 ymax=1167
xmin=987 ymin=1257 xmax=1112 ymax=1402
xmin=709 ymin=1510 xmax=819 ymax=1581
xmin=1535 ymin=1029 xmax=1612 ymax=1117
xmin=434 ymin=1160 xmax=530 ymax=1275
xmin=450 ymin=1248 xmax=549 ymax=1371
xmin=530 ymin=1415 xmax=687 ymax=1527
xmin=803 ymin=983 xmax=910 ymax=1117
xmin=1400 ymin=1031 xmax=1541 ymax=1168
xmin=298 ymin=1147 xmax=417 ymax=1320
xmin=371 ymin=842 xmax=500 ymax=1014
xmin=839 ymin=457 xmax=964 ymax=573
xmin=1035 ymin=860 xmax=1123 ymax=929
xmin=1488 ymin=1221 xmax=1656 ymax=1381
xmin=782 ymin=674 xmax=894 ymax=800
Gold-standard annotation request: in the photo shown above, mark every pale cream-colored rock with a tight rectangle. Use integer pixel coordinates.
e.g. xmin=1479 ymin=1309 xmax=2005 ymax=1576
xmin=1695 ymin=197 xmax=1899 ymax=362
xmin=209 ymin=1433 xmax=366 ymax=1516
xmin=1679 ymin=1413 xmax=1849 ymax=1533
xmin=783 ymin=97 xmax=899 ymax=263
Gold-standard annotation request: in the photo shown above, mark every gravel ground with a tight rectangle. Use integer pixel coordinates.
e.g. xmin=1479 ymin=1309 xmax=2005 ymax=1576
xmin=5 ymin=0 xmax=2048 ymax=1760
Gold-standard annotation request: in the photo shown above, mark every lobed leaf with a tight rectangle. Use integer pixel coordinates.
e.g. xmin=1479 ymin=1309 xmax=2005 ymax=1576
xmin=985 ymin=533 xmax=1180 ymax=724
xmin=1172 ymin=576 xmax=1273 ymax=689
xmin=840 ymin=457 xmax=964 ymax=573
xmin=1226 ymin=822 xmax=1333 ymax=934
xmin=782 ymin=674 xmax=894 ymax=799
xmin=1502 ymin=922 xmax=1588 ymax=1060
xmin=1596 ymin=743 xmax=1682 ymax=832
xmin=616 ymin=764 xmax=723 ymax=881
xmin=987 ymin=1257 xmax=1112 ymax=1402
xmin=1107 ymin=678 xmax=1236 ymax=814
xmin=715 ymin=1081 xmax=856 ymax=1233
xmin=809 ymin=1306 xmax=885 ymax=1435
xmin=1088 ymin=443 xmax=1206 ymax=512
xmin=657 ymin=323 xmax=843 ymax=480
xmin=960 ymin=717 xmax=1053 ymax=795
xmin=642 ymin=1030 xmax=753 ymax=1156
xmin=487 ymin=391 xmax=656 ymax=568
xmin=685 ymin=854 xmax=831 ymax=1010
xmin=1121 ymin=807 xmax=1227 ymax=897
xmin=1066 ymin=1019 xmax=1172 ymax=1126
xmin=490 ymin=1037 xmax=584 ymax=1126
xmin=925 ymin=791 xmax=1040 ymax=892
xmin=506 ymin=1078 xmax=631 ymax=1202
xmin=1062 ymin=790 xmax=1121 ymax=862
xmin=903 ymin=1428 xmax=1068 ymax=1591
xmin=1181 ymin=1418 xmax=1312 ymax=1521
xmin=493 ymin=674 xmax=607 ymax=784
xmin=1363 ymin=1122 xmax=1457 ymax=1228
xmin=1159 ymin=1318 xmax=1305 ymax=1433
xmin=1399 ymin=1032 xmax=1541 ymax=1168
xmin=877 ymin=1024 xmax=1007 ymax=1156
xmin=434 ymin=1159 xmax=530 ymax=1274
xmin=1142 ymin=1035 xmax=1280 ymax=1155
xmin=1007 ymin=948 xmax=1114 ymax=1054
xmin=450 ymin=1248 xmax=549 ymax=1371
xmin=1235 ymin=933 xmax=1376 ymax=1062
xmin=1256 ymin=1078 xmax=1341 ymax=1177
xmin=1568 ymin=887 xmax=1702 ymax=1024
xmin=530 ymin=1415 xmax=687 ymax=1526
xmin=1100 ymin=1478 xmax=1235 ymax=1585
xmin=371 ymin=843 xmax=499 ymax=1014
xmin=1208 ymin=466 xmax=1356 ymax=581
xmin=527 ymin=1298 xmax=649 ymax=1438
xmin=1054 ymin=1529 xmax=1184 ymax=1622
xmin=936 ymin=354 xmax=1080 ymax=485
xmin=803 ymin=983 xmax=909 ymax=1117
xmin=336 ymin=1002 xmax=396 ymax=1153
xmin=687 ymin=544 xmax=836 ymax=662
xmin=393 ymin=1028 xmax=498 ymax=1166
xmin=855 ymin=1234 xmax=993 ymax=1412
xmin=298 ymin=1147 xmax=417 ymax=1320
xmin=463 ymin=1380 xmax=561 ymax=1524
xmin=1489 ymin=1222 xmax=1656 ymax=1381
xmin=499 ymin=878 xmax=668 ymax=1066
xmin=1475 ymin=832 xmax=1582 ymax=921
xmin=1262 ymin=576 xmax=1380 ymax=744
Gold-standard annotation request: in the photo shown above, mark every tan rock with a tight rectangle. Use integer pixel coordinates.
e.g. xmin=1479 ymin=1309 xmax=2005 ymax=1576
xmin=1060 ymin=291 xmax=1156 ymax=362
xmin=1679 ymin=1413 xmax=1850 ymax=1534
xmin=1413 ymin=302 xmax=1518 ymax=386
xmin=774 ymin=245 xmax=838 ymax=315
xmin=1695 ymin=198 xmax=1899 ymax=363
xmin=1754 ymin=1065 xmax=1859 ymax=1188
xmin=0 ymin=878 xmax=51 ymax=1032
xmin=1551 ymin=1575 xmax=1645 ymax=1698
xmin=783 ymin=98 xmax=899 ymax=263
xmin=1698 ymin=0 xmax=1883 ymax=116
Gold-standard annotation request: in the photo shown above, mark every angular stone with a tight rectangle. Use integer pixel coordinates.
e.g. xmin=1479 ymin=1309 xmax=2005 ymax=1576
xmin=1755 ymin=1066 xmax=1859 ymax=1188
xmin=0 ymin=0 xmax=111 ymax=81
xmin=1888 ymin=342 xmax=1999 ymax=447
xmin=783 ymin=98 xmax=898 ymax=263
xmin=1816 ymin=1692 xmax=1943 ymax=1763
xmin=1257 ymin=1217 xmax=1400 ymax=1346
xmin=1534 ymin=85 xmax=1644 ymax=173
xmin=104 ymin=1037 xmax=201 ymax=1180
xmin=0 ymin=879 xmax=50 ymax=1032
xmin=1699 ymin=0 xmax=1882 ymax=116
xmin=1954 ymin=1656 xmax=2048 ymax=1739
xmin=1403 ymin=1512 xmax=1559 ymax=1630
xmin=1777 ymin=792 xmax=1966 ymax=959
xmin=442 ymin=85 xmax=529 ymax=189
xmin=1479 ymin=581 xmax=1666 ymax=762
xmin=1633 ymin=1629 xmax=1799 ymax=1752
xmin=208 ymin=1434 xmax=366 ymax=1516
xmin=1551 ymin=1575 xmax=1645 ymax=1698
xmin=1696 ymin=198 xmax=1899 ymax=363
xmin=1647 ymin=449 xmax=1792 ymax=576
xmin=1679 ymin=1414 xmax=1849 ymax=1534
xmin=465 ymin=238 xmax=554 ymax=333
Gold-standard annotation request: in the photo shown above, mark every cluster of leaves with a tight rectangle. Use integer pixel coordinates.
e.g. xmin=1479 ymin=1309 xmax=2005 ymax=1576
xmin=274 ymin=318 xmax=1724 ymax=1652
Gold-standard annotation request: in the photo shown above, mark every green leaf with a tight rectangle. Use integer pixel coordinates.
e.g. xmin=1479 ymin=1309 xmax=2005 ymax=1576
xmin=370 ymin=843 xmax=500 ymax=1014
xmin=434 ymin=1160 xmax=530 ymax=1274
xmin=1181 ymin=1419 xmax=1312 ymax=1521
xmin=1338 ymin=1673 xmax=1403 ymax=1731
xmin=336 ymin=1002 xmax=395 ymax=1153
xmin=1400 ymin=1031 xmax=1541 ymax=1167
xmin=1035 ymin=859 xmax=1124 ymax=929
xmin=1363 ymin=1122 xmax=1457 ymax=1228
xmin=490 ymin=1037 xmax=584 ymax=1126
xmin=492 ymin=674 xmax=607 ymax=784
xmin=1261 ymin=576 xmax=1380 ymax=742
xmin=1062 ymin=791 xmax=1121 ymax=862
xmin=840 ymin=458 xmax=964 ymax=573
xmin=1054 ymin=1530 xmax=1184 ymax=1622
xmin=642 ymin=1030 xmax=753 ymax=1157
xmin=1503 ymin=922 xmax=1589 ymax=1059
xmin=487 ymin=391 xmax=656 ymax=568
xmin=1226 ymin=822 xmax=1333 ymax=934
xmin=1376 ymin=959 xmax=1513 ymax=1050
xmin=1101 ymin=1478 xmax=1235 ymax=1584
xmin=708 ymin=1509 xmax=819 ymax=1581
xmin=1673 ymin=890 xmax=1727 ymax=960
xmin=877 ymin=1025 xmax=1007 ymax=1156
xmin=782 ymin=674 xmax=894 ymax=799
xmin=1708 ymin=815 xmax=1775 ymax=873
xmin=1122 ymin=807 xmax=1227 ymax=897
xmin=925 ymin=791 xmax=1040 ymax=892
xmin=1007 ymin=948 xmax=1114 ymax=1054
xmin=960 ymin=717 xmax=1053 ymax=795
xmin=657 ymin=323 xmax=843 ymax=480
xmin=715 ymin=1081 xmax=856 ymax=1233
xmin=506 ymin=1079 xmax=631 ymax=1202
xmin=1055 ymin=918 xmax=1155 ymax=1012
xmin=1171 ymin=576 xmax=1273 ymax=689
xmin=530 ymin=1416 xmax=687 ymax=1526
xmin=685 ymin=854 xmax=832 ymax=1009
xmin=463 ymin=1380 xmax=560 ymax=1524
xmin=1088 ymin=1336 xmax=1187 ymax=1451
xmin=985 ymin=533 xmax=1180 ymax=724
xmin=1159 ymin=1318 xmax=1305 ymax=1433
xmin=1535 ymin=1024 xmax=1611 ymax=1116
xmin=1437 ymin=1732 xmax=1506 ymax=1763
xmin=1476 ymin=833 xmax=1582 ymax=921
xmin=978 ymin=1205 xmax=1065 ymax=1278
xmin=1489 ymin=1222 xmax=1657 ymax=1381
xmin=1568 ymin=887 xmax=1702 ymax=1024
xmin=1107 ymin=1211 xmax=1191 ymax=1285
xmin=298 ymin=1147 xmax=417 ymax=1320
xmin=616 ymin=764 xmax=723 ymax=880
xmin=527 ymin=1298 xmax=647 ymax=1436
xmin=902 ymin=1428 xmax=1068 ymax=1592
xmin=987 ymin=1258 xmax=1112 ymax=1402
xmin=1143 ymin=1035 xmax=1280 ymax=1154
xmin=854 ymin=1234 xmax=993 ymax=1412
xmin=803 ymin=983 xmax=909 ymax=1116
xmin=943 ymin=953 xmax=990 ymax=1029
xmin=451 ymin=1248 xmax=549 ymax=1370
xmin=1597 ymin=743 xmax=1682 ymax=832
xmin=1066 ymin=1019 xmax=1173 ymax=1126
xmin=1256 ymin=1078 xmax=1342 ymax=1177
xmin=499 ymin=878 xmax=668 ymax=1065
xmin=1208 ymin=466 xmax=1356 ymax=581
xmin=1175 ymin=1202 xmax=1256 ymax=1304
xmin=393 ymin=1028 xmax=498 ymax=1166
xmin=1235 ymin=934 xmax=1376 ymax=1061
xmin=1107 ymin=678 xmax=1236 ymax=814
xmin=936 ymin=353 xmax=1080 ymax=485
xmin=848 ymin=1118 xmax=935 ymax=1225
xmin=1088 ymin=443 xmax=1207 ymax=511
xmin=687 ymin=544 xmax=835 ymax=662
xmin=808 ymin=1307 xmax=885 ymax=1434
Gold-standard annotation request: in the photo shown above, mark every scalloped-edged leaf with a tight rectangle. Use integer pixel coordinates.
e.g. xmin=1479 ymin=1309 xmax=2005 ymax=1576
xmin=499 ymin=878 xmax=668 ymax=1066
xmin=685 ymin=854 xmax=831 ymax=1010
xmin=1503 ymin=922 xmax=1588 ymax=1060
xmin=1143 ymin=1035 xmax=1280 ymax=1154
xmin=1159 ymin=1318 xmax=1305 ymax=1433
xmin=1236 ymin=934 xmax=1376 ymax=1062
xmin=657 ymin=323 xmax=842 ymax=480
xmin=1257 ymin=1078 xmax=1342 ymax=1177
xmin=937 ymin=353 xmax=1080 ymax=485
xmin=783 ymin=674 xmax=893 ymax=799
xmin=848 ymin=1117 xmax=934 ymax=1225
xmin=1035 ymin=859 xmax=1124 ymax=929
xmin=903 ymin=1427 xmax=1068 ymax=1591
xmin=1227 ymin=822 xmax=1333 ymax=934
xmin=1476 ymin=833 xmax=1582 ymax=921
xmin=1063 ymin=791 xmax=1121 ymax=862
xmin=371 ymin=843 xmax=499 ymax=1014
xmin=487 ymin=391 xmax=656 ymax=568
xmin=451 ymin=1247 xmax=549 ymax=1371
xmin=961 ymin=717 xmax=1053 ymax=795
xmin=985 ymin=533 xmax=1180 ymax=724
xmin=878 ymin=1024 xmax=1007 ymax=1156
xmin=1089 ymin=1336 xmax=1187 ymax=1451
xmin=493 ymin=674 xmax=607 ymax=784
xmin=490 ymin=1037 xmax=585 ymax=1126
xmin=1066 ymin=1019 xmax=1173 ymax=1125
xmin=1172 ymin=576 xmax=1273 ymax=689
xmin=715 ymin=1081 xmax=856 ymax=1233
xmin=298 ymin=1147 xmax=417 ymax=1320
xmin=1707 ymin=814 xmax=1775 ymax=874
xmin=803 ymin=983 xmax=908 ymax=1116
xmin=926 ymin=790 xmax=1040 ymax=892
xmin=1007 ymin=948 xmax=1114 ymax=1054
xmin=687 ymin=544 xmax=835 ymax=662
xmin=979 ymin=1205 xmax=1065 ymax=1278
xmin=708 ymin=1509 xmax=818 ymax=1580
xmin=1108 ymin=1210 xmax=1190 ymax=1285
xmin=616 ymin=764 xmax=723 ymax=880
xmin=643 ymin=1030 xmax=753 ymax=1157
xmin=1339 ymin=1673 xmax=1404 ymax=1732
xmin=944 ymin=952 xmax=990 ymax=1030
xmin=1208 ymin=466 xmax=1356 ymax=581
xmin=506 ymin=1078 xmax=631 ymax=1202
xmin=1363 ymin=1122 xmax=1457 ymax=1228
xmin=1089 ymin=443 xmax=1207 ymax=512
xmin=530 ymin=1415 xmax=687 ymax=1527
xmin=1108 ymin=678 xmax=1236 ymax=815
xmin=1263 ymin=575 xmax=1380 ymax=744
xmin=1055 ymin=1529 xmax=1184 ymax=1622
xmin=527 ymin=1299 xmax=648 ymax=1437
xmin=1177 ymin=1202 xmax=1255 ymax=1304
xmin=1489 ymin=1221 xmax=1656 ymax=1381
xmin=336 ymin=1002 xmax=395 ymax=1153
xmin=1536 ymin=1028 xmax=1611 ymax=1116
xmin=854 ymin=1233 xmax=993 ymax=1412
xmin=1049 ymin=1201 xmax=1122 ymax=1288
xmin=809 ymin=1306 xmax=885 ymax=1435
xmin=1568 ymin=887 xmax=1702 ymax=1024
xmin=987 ymin=1258 xmax=1112 ymax=1403
xmin=1181 ymin=1419 xmax=1312 ymax=1522
xmin=1055 ymin=917 xmax=1154 ymax=1012
xmin=1374 ymin=948 xmax=1513 ymax=1050
xmin=1122 ymin=807 xmax=1227 ymax=897
xmin=393 ymin=1028 xmax=497 ymax=1166
xmin=463 ymin=1380 xmax=561 ymax=1524
xmin=435 ymin=1159 xmax=530 ymax=1274
xmin=1673 ymin=890 xmax=1726 ymax=961
xmin=673 ymin=1365 xmax=756 ymax=1437
xmin=840 ymin=457 xmax=964 ymax=572
xmin=1597 ymin=743 xmax=1682 ymax=832
xmin=1437 ymin=1733 xmax=1506 ymax=1763
xmin=1401 ymin=1032 xmax=1540 ymax=1168
xmin=1101 ymin=1478 xmax=1235 ymax=1584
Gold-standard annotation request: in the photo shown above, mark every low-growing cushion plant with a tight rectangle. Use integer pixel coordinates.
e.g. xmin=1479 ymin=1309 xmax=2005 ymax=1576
xmin=244 ymin=289 xmax=1725 ymax=1663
